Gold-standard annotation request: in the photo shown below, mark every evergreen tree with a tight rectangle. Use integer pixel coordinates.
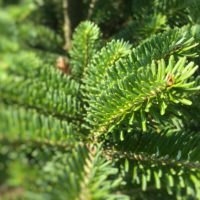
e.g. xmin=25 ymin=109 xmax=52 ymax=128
xmin=1 ymin=0 xmax=200 ymax=199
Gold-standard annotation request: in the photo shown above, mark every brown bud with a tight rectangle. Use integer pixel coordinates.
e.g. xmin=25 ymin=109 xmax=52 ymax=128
xmin=166 ymin=74 xmax=174 ymax=86
xmin=56 ymin=56 xmax=70 ymax=75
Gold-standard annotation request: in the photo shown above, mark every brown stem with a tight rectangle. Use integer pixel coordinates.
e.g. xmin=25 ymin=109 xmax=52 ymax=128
xmin=63 ymin=0 xmax=72 ymax=51
xmin=62 ymin=0 xmax=84 ymax=51
xmin=87 ymin=0 xmax=98 ymax=18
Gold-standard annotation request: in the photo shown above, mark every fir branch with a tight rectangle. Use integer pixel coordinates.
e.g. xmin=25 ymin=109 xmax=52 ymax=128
xmin=84 ymin=40 xmax=132 ymax=98
xmin=106 ymin=150 xmax=200 ymax=170
xmin=69 ymin=21 xmax=101 ymax=81
xmin=0 ymin=102 xmax=81 ymax=144
xmin=87 ymin=56 xmax=199 ymax=136
xmin=1 ymin=2 xmax=200 ymax=199
xmin=0 ymin=137 xmax=75 ymax=151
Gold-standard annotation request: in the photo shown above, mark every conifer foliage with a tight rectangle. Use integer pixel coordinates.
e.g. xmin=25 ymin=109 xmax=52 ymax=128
xmin=0 ymin=0 xmax=200 ymax=199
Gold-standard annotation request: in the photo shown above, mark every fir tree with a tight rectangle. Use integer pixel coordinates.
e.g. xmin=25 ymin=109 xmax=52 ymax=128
xmin=1 ymin=0 xmax=200 ymax=199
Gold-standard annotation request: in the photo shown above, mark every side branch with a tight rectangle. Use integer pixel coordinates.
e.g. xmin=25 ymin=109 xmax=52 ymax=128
xmin=104 ymin=149 xmax=200 ymax=170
